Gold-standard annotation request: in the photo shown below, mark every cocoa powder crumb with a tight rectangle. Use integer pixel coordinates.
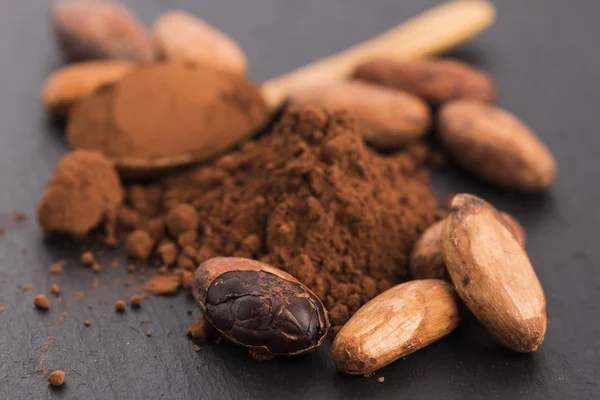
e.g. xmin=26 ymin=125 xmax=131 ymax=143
xmin=187 ymin=317 xmax=213 ymax=339
xmin=117 ymin=206 xmax=141 ymax=230
xmin=81 ymin=251 xmax=95 ymax=266
xmin=84 ymin=320 xmax=91 ymax=327
xmin=14 ymin=212 xmax=26 ymax=222
xmin=193 ymin=345 xmax=201 ymax=352
xmin=34 ymin=294 xmax=50 ymax=310
xmin=176 ymin=254 xmax=195 ymax=271
xmin=144 ymin=273 xmax=180 ymax=295
xmin=0 ymin=306 xmax=6 ymax=312
xmin=166 ymin=204 xmax=199 ymax=237
xmin=51 ymin=284 xmax=60 ymax=296
xmin=377 ymin=377 xmax=385 ymax=383
xmin=130 ymin=294 xmax=142 ymax=307
xmin=47 ymin=370 xmax=65 ymax=387
xmin=22 ymin=284 xmax=34 ymax=292
xmin=48 ymin=261 xmax=66 ymax=274
xmin=91 ymin=263 xmax=102 ymax=273
xmin=141 ymin=218 xmax=166 ymax=241
xmin=146 ymin=331 xmax=152 ymax=337
xmin=0 ymin=226 xmax=4 ymax=235
xmin=157 ymin=241 xmax=178 ymax=265
xmin=125 ymin=230 xmax=155 ymax=260
xmin=114 ymin=300 xmax=126 ymax=312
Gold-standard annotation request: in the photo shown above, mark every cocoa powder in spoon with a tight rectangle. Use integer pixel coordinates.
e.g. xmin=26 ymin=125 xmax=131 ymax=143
xmin=67 ymin=63 xmax=268 ymax=162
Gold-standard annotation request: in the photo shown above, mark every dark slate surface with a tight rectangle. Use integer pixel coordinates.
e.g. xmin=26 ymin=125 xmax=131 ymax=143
xmin=0 ymin=0 xmax=598 ymax=399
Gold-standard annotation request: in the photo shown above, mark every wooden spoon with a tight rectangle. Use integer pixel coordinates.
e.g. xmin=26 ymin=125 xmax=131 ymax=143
xmin=114 ymin=0 xmax=496 ymax=175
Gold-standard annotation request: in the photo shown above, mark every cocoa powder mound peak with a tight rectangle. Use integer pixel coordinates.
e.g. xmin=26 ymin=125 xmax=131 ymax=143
xmin=118 ymin=106 xmax=438 ymax=332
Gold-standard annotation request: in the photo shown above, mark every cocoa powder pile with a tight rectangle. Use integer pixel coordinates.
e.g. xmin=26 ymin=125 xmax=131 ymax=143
xmin=115 ymin=106 xmax=438 ymax=333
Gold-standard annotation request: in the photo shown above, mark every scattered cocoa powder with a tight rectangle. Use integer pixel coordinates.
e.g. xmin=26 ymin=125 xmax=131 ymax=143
xmin=84 ymin=320 xmax=91 ymax=327
xmin=114 ymin=300 xmax=126 ymax=312
xmin=0 ymin=306 xmax=6 ymax=313
xmin=143 ymin=273 xmax=181 ymax=295
xmin=92 ymin=263 xmax=102 ymax=273
xmin=146 ymin=331 xmax=152 ymax=337
xmin=22 ymin=284 xmax=34 ymax=292
xmin=37 ymin=150 xmax=123 ymax=238
xmin=34 ymin=294 xmax=50 ymax=310
xmin=14 ymin=212 xmax=26 ymax=222
xmin=51 ymin=284 xmax=60 ymax=296
xmin=73 ymin=291 xmax=85 ymax=301
xmin=47 ymin=370 xmax=66 ymax=387
xmin=187 ymin=318 xmax=214 ymax=339
xmin=130 ymin=294 xmax=142 ymax=307
xmin=48 ymin=261 xmax=65 ymax=274
xmin=377 ymin=376 xmax=385 ymax=383
xmin=193 ymin=345 xmax=201 ymax=352
xmin=81 ymin=251 xmax=95 ymax=266
xmin=67 ymin=63 xmax=267 ymax=162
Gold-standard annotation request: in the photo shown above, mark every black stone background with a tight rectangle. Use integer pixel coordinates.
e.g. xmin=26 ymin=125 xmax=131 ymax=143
xmin=0 ymin=1 xmax=598 ymax=399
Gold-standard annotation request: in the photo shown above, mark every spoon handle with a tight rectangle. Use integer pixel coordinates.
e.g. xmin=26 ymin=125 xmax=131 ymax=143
xmin=262 ymin=0 xmax=496 ymax=109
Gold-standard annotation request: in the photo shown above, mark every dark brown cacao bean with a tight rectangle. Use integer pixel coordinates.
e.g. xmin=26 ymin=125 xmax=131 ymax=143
xmin=193 ymin=257 xmax=329 ymax=356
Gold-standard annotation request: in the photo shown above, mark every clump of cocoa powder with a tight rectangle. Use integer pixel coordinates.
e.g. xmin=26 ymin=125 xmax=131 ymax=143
xmin=37 ymin=150 xmax=123 ymax=238
xmin=47 ymin=370 xmax=66 ymax=387
xmin=115 ymin=106 xmax=437 ymax=332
